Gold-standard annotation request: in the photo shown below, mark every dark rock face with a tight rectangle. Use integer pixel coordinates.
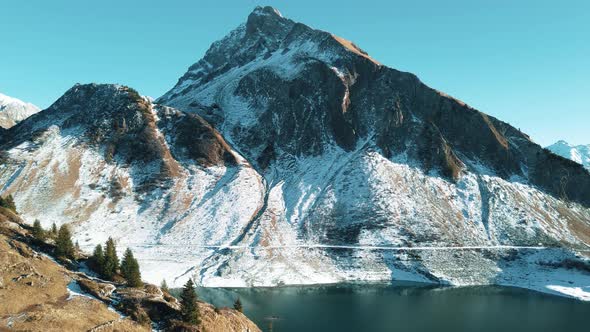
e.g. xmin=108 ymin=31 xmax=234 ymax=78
xmin=530 ymin=149 xmax=590 ymax=203
xmin=231 ymin=62 xmax=356 ymax=156
xmin=160 ymin=7 xmax=590 ymax=207
xmin=155 ymin=105 xmax=237 ymax=167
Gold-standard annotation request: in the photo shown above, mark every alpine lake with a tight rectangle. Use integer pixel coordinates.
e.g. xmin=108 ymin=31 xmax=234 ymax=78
xmin=195 ymin=282 xmax=589 ymax=332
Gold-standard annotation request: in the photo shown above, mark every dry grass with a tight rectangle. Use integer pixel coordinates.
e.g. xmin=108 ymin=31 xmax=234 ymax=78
xmin=0 ymin=202 xmax=261 ymax=332
xmin=197 ymin=302 xmax=261 ymax=332
xmin=0 ymin=222 xmax=146 ymax=332
xmin=331 ymin=35 xmax=381 ymax=65
xmin=556 ymin=205 xmax=590 ymax=246
xmin=480 ymin=113 xmax=508 ymax=149
xmin=51 ymin=150 xmax=82 ymax=199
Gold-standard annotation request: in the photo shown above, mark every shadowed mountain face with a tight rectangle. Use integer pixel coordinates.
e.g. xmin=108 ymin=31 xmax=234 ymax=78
xmin=160 ymin=6 xmax=590 ymax=207
xmin=1 ymin=7 xmax=589 ymax=296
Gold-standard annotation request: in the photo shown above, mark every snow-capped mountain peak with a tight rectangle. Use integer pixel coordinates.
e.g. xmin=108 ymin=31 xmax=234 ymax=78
xmin=251 ymin=5 xmax=283 ymax=19
xmin=0 ymin=92 xmax=40 ymax=128
xmin=547 ymin=140 xmax=590 ymax=171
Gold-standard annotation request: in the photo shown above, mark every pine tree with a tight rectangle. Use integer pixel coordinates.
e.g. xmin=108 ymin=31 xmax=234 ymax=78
xmin=103 ymin=237 xmax=119 ymax=279
xmin=50 ymin=223 xmax=58 ymax=239
xmin=234 ymin=297 xmax=243 ymax=313
xmin=161 ymin=279 xmax=169 ymax=293
xmin=55 ymin=224 xmax=75 ymax=260
xmin=120 ymin=248 xmax=131 ymax=277
xmin=180 ymin=279 xmax=200 ymax=325
xmin=121 ymin=248 xmax=142 ymax=287
xmin=92 ymin=244 xmax=105 ymax=276
xmin=6 ymin=195 xmax=16 ymax=212
xmin=32 ymin=220 xmax=46 ymax=242
xmin=0 ymin=194 xmax=17 ymax=212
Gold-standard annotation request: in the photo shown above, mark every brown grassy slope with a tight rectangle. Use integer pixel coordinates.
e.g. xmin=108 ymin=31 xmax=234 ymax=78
xmin=0 ymin=208 xmax=146 ymax=332
xmin=0 ymin=208 xmax=261 ymax=332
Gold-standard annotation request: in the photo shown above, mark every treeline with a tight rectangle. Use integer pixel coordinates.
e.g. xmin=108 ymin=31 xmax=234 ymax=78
xmin=32 ymin=220 xmax=78 ymax=260
xmin=31 ymin=221 xmax=142 ymax=288
xmin=29 ymin=220 xmax=249 ymax=329
xmin=2 ymin=167 xmax=246 ymax=328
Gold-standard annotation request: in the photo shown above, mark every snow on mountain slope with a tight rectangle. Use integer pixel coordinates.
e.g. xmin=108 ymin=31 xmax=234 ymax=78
xmin=0 ymin=93 xmax=40 ymax=128
xmin=157 ymin=6 xmax=590 ymax=298
xmin=0 ymin=84 xmax=265 ymax=286
xmin=1 ymin=7 xmax=590 ymax=301
xmin=547 ymin=140 xmax=590 ymax=171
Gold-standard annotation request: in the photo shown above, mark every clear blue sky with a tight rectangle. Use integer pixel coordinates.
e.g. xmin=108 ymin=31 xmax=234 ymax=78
xmin=1 ymin=0 xmax=588 ymax=146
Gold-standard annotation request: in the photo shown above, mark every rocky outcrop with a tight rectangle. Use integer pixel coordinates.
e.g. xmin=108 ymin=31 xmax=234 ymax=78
xmin=1 ymin=84 xmax=238 ymax=192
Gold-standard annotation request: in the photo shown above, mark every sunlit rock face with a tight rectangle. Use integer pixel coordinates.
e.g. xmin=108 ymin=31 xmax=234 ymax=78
xmin=0 ymin=93 xmax=40 ymax=129
xmin=547 ymin=140 xmax=590 ymax=172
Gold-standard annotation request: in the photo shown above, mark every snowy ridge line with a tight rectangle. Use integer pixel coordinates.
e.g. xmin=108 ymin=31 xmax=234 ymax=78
xmin=124 ymin=244 xmax=590 ymax=251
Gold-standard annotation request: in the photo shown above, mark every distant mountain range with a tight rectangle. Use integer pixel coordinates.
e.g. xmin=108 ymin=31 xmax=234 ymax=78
xmin=547 ymin=140 xmax=590 ymax=171
xmin=0 ymin=93 xmax=40 ymax=129
xmin=1 ymin=6 xmax=589 ymax=301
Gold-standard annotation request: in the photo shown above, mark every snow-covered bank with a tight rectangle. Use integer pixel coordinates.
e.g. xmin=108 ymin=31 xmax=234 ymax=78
xmin=131 ymin=244 xmax=590 ymax=302
xmin=495 ymin=249 xmax=590 ymax=301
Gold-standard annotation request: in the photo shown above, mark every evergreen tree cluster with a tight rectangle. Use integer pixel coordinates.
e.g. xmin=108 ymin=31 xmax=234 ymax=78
xmin=31 ymin=221 xmax=77 ymax=261
xmin=91 ymin=238 xmax=142 ymax=287
xmin=0 ymin=194 xmax=16 ymax=212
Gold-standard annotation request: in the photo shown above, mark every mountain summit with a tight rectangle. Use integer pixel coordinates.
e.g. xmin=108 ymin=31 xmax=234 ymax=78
xmin=0 ymin=92 xmax=40 ymax=129
xmin=161 ymin=6 xmax=590 ymax=204
xmin=2 ymin=7 xmax=590 ymax=300
xmin=547 ymin=140 xmax=590 ymax=171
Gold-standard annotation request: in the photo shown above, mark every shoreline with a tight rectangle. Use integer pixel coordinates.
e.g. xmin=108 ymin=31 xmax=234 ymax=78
xmin=192 ymin=280 xmax=590 ymax=303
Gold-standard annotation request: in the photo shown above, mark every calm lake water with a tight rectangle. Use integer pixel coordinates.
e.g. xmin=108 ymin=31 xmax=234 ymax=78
xmin=197 ymin=283 xmax=590 ymax=332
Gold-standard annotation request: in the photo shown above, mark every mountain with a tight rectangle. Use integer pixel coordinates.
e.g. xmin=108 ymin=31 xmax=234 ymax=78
xmin=0 ymin=92 xmax=40 ymax=129
xmin=1 ymin=7 xmax=590 ymax=300
xmin=546 ymin=140 xmax=590 ymax=171
xmin=0 ymin=83 xmax=263 ymax=286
